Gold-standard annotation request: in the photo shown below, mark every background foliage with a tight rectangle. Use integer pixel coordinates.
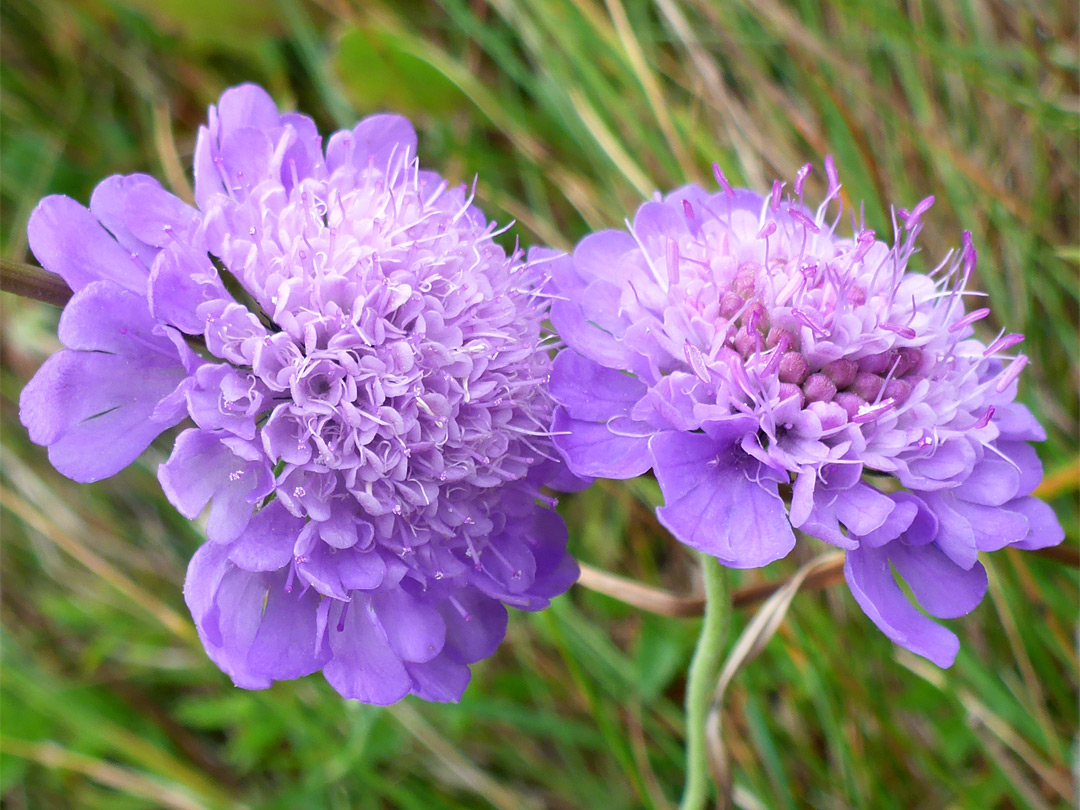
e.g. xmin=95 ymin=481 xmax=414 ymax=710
xmin=1 ymin=1 xmax=1077 ymax=808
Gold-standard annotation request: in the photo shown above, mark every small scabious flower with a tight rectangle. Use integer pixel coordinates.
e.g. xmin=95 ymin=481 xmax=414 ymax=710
xmin=548 ymin=159 xmax=1063 ymax=667
xmin=19 ymin=84 xmax=579 ymax=703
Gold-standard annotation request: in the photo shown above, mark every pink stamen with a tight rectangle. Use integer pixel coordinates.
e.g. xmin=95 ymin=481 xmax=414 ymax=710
xmin=983 ymin=333 xmax=1024 ymax=357
xmin=747 ymin=306 xmax=762 ymax=333
xmin=800 ymin=261 xmax=820 ymax=282
xmin=792 ymin=308 xmax=827 ymax=338
xmin=949 ymin=307 xmax=991 ymax=332
xmin=824 ymin=155 xmax=839 ymax=194
xmin=973 ymin=406 xmax=995 ymax=430
xmin=995 ymin=355 xmax=1029 ymax=392
xmin=904 ymin=195 xmax=935 ymax=227
xmin=852 ymin=230 xmax=876 ymax=261
xmin=723 ymin=351 xmax=755 ymax=396
xmin=713 ymin=163 xmax=735 ymax=197
xmin=794 ymin=163 xmax=812 ymax=196
xmin=961 ymin=230 xmax=977 ymax=272
xmin=881 ymin=322 xmax=917 ymax=339
xmin=763 ymin=335 xmax=790 ymax=375
xmin=790 ymin=209 xmax=820 ymax=233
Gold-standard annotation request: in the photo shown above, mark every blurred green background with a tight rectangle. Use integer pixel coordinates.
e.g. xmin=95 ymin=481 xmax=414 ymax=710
xmin=1 ymin=0 xmax=1077 ymax=808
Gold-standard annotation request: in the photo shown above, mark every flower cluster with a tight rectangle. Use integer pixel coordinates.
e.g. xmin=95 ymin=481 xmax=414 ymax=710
xmin=17 ymin=76 xmax=1066 ymax=685
xmin=548 ymin=161 xmax=1063 ymax=666
xmin=20 ymin=85 xmax=578 ymax=703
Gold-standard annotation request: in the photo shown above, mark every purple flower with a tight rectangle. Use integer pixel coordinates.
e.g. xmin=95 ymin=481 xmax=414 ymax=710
xmin=19 ymin=84 xmax=580 ymax=703
xmin=548 ymin=160 xmax=1063 ymax=667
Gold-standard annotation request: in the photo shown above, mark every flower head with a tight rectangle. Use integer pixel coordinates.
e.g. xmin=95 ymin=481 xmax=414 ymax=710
xmin=549 ymin=160 xmax=1063 ymax=666
xmin=20 ymin=84 xmax=578 ymax=703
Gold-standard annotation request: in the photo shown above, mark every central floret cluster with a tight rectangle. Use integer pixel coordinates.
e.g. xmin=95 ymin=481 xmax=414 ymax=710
xmin=173 ymin=132 xmax=554 ymax=560
xmin=549 ymin=161 xmax=1061 ymax=666
xmin=21 ymin=85 xmax=577 ymax=703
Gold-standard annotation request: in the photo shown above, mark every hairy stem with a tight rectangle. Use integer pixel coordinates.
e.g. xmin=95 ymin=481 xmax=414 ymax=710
xmin=679 ymin=554 xmax=729 ymax=810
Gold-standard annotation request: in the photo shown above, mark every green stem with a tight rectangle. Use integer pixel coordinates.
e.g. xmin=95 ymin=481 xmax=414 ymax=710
xmin=678 ymin=554 xmax=729 ymax=810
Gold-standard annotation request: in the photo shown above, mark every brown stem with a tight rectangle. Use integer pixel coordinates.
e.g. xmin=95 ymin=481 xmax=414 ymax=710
xmin=1027 ymin=543 xmax=1080 ymax=568
xmin=577 ymin=543 xmax=1076 ymax=618
xmin=576 ymin=562 xmax=706 ymax=617
xmin=576 ymin=559 xmax=845 ymax=617
xmin=1 ymin=258 xmax=72 ymax=307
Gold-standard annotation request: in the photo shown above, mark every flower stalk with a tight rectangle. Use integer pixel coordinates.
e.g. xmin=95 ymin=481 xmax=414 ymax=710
xmin=1 ymin=258 xmax=72 ymax=307
xmin=679 ymin=553 xmax=729 ymax=810
xmin=576 ymin=557 xmax=851 ymax=617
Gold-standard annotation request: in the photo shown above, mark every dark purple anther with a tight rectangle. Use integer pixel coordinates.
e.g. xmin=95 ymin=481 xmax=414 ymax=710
xmin=853 ymin=372 xmax=885 ymax=402
xmin=822 ymin=358 xmax=858 ymax=389
xmin=834 ymin=392 xmax=863 ymax=419
xmin=882 ymin=378 xmax=912 ymax=405
xmin=778 ymin=383 xmax=805 ymax=409
xmin=744 ymin=301 xmax=769 ymax=335
xmin=803 ymin=373 xmax=837 ymax=403
xmin=734 ymin=326 xmax=758 ymax=358
xmin=733 ymin=268 xmax=757 ymax=299
xmin=778 ymin=352 xmax=810 ymax=384
xmin=719 ymin=291 xmax=743 ymax=319
xmin=766 ymin=327 xmax=796 ymax=351
xmin=893 ymin=347 xmax=923 ymax=377
xmin=858 ymin=351 xmax=895 ymax=375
